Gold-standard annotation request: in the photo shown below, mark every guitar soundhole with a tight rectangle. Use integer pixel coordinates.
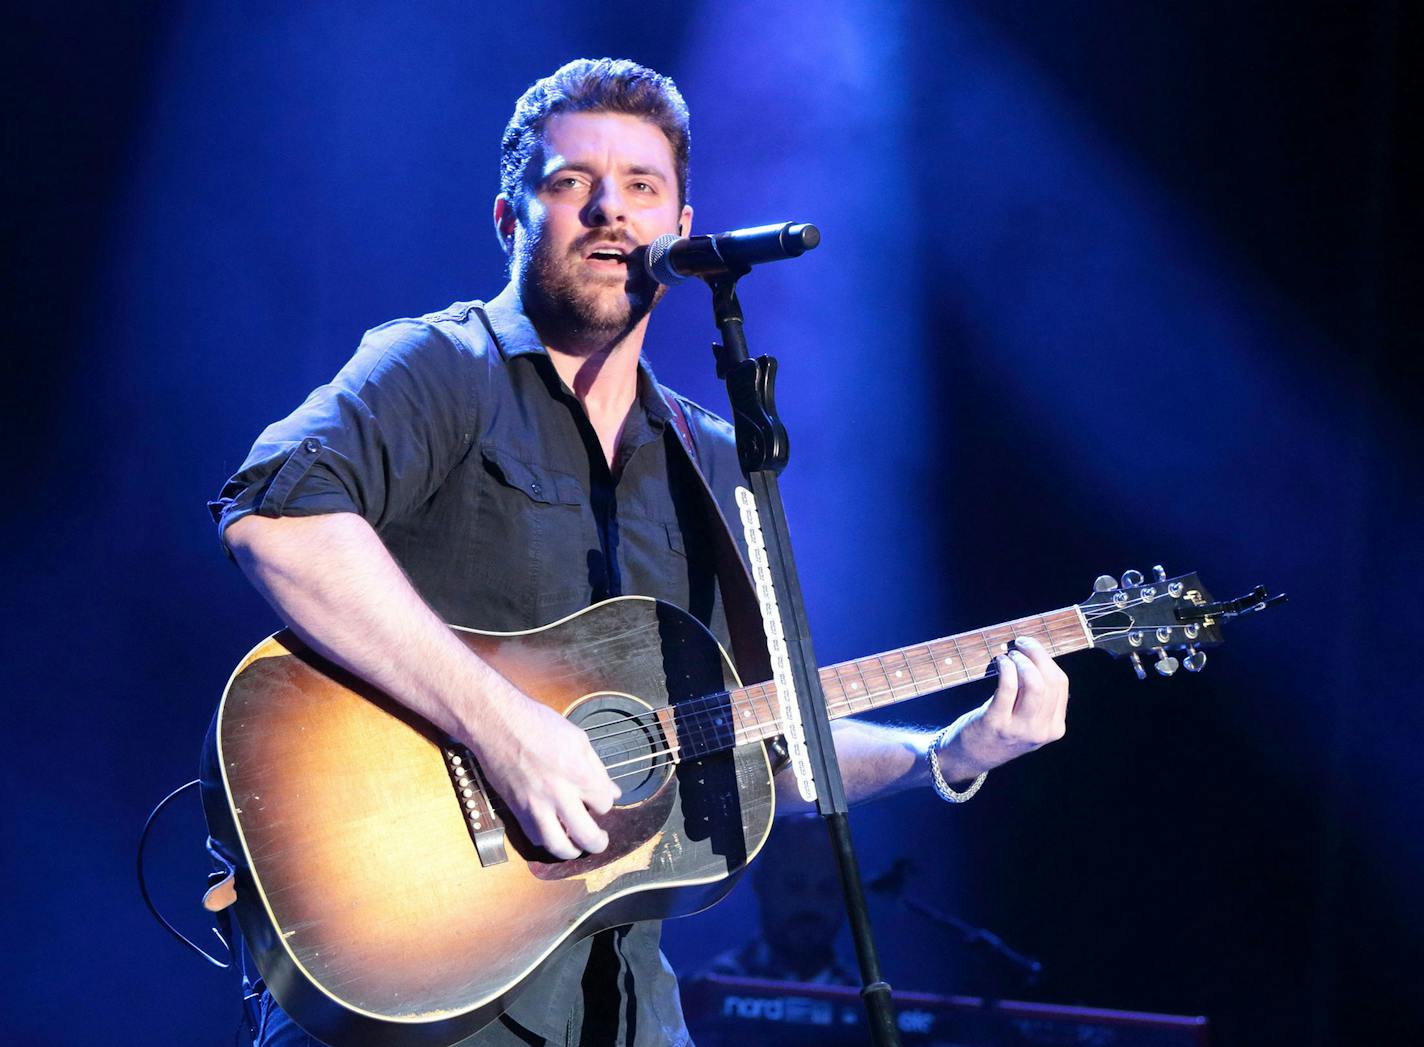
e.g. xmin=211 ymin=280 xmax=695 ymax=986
xmin=567 ymin=694 xmax=671 ymax=807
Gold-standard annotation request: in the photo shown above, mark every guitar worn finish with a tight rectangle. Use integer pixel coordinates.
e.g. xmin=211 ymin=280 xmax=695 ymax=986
xmin=204 ymin=597 xmax=774 ymax=1047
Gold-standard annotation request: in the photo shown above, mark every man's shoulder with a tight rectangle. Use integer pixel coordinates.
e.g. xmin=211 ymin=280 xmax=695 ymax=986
xmin=333 ymin=299 xmax=506 ymax=394
xmin=360 ymin=299 xmax=496 ymax=354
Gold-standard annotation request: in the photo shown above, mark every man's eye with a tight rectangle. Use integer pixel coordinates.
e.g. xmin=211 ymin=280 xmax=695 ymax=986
xmin=550 ymin=176 xmax=583 ymax=191
xmin=631 ymin=181 xmax=656 ymax=194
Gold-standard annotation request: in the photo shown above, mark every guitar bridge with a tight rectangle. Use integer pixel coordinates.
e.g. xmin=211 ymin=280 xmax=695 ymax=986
xmin=443 ymin=745 xmax=508 ymax=867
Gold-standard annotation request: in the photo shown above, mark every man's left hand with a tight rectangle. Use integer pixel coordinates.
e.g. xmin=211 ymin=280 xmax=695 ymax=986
xmin=933 ymin=635 xmax=1069 ymax=783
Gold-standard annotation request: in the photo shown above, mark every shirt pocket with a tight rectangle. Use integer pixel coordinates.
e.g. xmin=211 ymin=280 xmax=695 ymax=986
xmin=664 ymin=521 xmax=688 ymax=557
xmin=479 ymin=445 xmax=583 ymax=507
xmin=471 ymin=444 xmax=591 ymax=626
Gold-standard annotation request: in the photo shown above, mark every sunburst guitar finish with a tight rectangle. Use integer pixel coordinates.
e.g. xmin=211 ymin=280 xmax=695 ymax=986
xmin=203 ymin=597 xmax=775 ymax=1047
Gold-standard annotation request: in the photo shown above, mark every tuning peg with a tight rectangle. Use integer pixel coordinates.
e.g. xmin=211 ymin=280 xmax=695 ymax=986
xmin=1183 ymin=646 xmax=1207 ymax=673
xmin=1121 ymin=569 xmax=1144 ymax=588
xmin=1153 ymin=564 xmax=1168 ymax=582
xmin=1093 ymin=574 xmax=1119 ymax=592
xmin=1153 ymin=647 xmax=1180 ymax=676
xmin=1129 ymin=652 xmax=1147 ymax=680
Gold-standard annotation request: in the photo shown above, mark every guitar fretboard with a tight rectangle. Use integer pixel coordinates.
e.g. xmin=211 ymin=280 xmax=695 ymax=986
xmin=665 ymin=606 xmax=1090 ymax=759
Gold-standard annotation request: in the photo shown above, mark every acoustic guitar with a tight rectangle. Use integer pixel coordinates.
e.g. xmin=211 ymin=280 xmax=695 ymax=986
xmin=202 ymin=568 xmax=1277 ymax=1046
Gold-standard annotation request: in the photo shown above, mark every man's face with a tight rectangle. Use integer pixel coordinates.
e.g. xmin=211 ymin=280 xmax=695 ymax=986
xmin=503 ymin=111 xmax=691 ymax=345
xmin=755 ymin=854 xmax=846 ymax=969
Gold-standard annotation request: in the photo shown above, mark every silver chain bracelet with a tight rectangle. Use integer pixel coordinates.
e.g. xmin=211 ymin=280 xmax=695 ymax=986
xmin=928 ymin=724 xmax=988 ymax=803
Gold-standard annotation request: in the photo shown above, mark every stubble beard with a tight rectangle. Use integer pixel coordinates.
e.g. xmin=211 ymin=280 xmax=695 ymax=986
xmin=515 ymin=223 xmax=665 ymax=352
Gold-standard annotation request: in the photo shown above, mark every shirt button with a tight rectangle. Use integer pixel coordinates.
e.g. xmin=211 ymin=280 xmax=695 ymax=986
xmin=303 ymin=438 xmax=319 ymax=453
xmin=529 ymin=482 xmax=542 ymax=496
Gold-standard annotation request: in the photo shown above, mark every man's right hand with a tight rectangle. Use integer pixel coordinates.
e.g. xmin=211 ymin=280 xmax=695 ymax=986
xmin=461 ymin=689 xmax=622 ymax=862
xmin=227 ymin=512 xmax=622 ymax=863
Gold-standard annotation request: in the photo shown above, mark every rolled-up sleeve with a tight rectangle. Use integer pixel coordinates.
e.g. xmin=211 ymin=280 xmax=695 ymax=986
xmin=209 ymin=319 xmax=478 ymax=552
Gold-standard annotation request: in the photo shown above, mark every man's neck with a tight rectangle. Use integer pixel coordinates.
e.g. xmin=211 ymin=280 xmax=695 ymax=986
xmin=514 ymin=279 xmax=650 ymax=412
xmin=544 ymin=326 xmax=644 ymax=417
xmin=540 ymin=317 xmax=651 ymax=471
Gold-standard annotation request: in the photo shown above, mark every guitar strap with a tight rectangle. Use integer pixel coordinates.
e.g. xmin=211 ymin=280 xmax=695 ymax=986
xmin=658 ymin=385 xmax=775 ymax=688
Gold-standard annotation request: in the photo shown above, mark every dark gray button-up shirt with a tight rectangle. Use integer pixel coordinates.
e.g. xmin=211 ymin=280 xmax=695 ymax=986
xmin=210 ymin=283 xmax=751 ymax=1045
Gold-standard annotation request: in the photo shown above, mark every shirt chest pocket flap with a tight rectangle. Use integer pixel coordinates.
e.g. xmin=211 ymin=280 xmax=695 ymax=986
xmin=480 ymin=445 xmax=583 ymax=507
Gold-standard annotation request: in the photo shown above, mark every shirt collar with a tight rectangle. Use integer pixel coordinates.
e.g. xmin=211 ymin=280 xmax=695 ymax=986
xmin=482 ymin=281 xmax=672 ymax=427
xmin=483 ymin=282 xmax=547 ymax=359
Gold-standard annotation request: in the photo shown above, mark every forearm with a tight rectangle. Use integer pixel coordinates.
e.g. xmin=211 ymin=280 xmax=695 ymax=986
xmin=771 ymin=701 xmax=1033 ymax=816
xmin=224 ymin=511 xmax=520 ymax=748
xmin=225 ymin=510 xmax=621 ymax=859
xmin=773 ymin=719 xmax=935 ymax=815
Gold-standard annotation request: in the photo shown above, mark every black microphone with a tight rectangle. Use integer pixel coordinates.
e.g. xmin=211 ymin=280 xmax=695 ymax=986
xmin=644 ymin=221 xmax=820 ymax=285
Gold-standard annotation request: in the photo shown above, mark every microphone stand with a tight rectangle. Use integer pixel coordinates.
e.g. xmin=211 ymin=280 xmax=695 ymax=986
xmin=868 ymin=860 xmax=1043 ymax=986
xmin=900 ymin=894 xmax=1042 ymax=987
xmin=907 ymin=892 xmax=1041 ymax=1047
xmin=702 ymin=269 xmax=902 ymax=1047
xmin=869 ymin=859 xmax=1041 ymax=1047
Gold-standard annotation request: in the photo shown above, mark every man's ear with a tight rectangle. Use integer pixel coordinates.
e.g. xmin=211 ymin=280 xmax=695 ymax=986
xmin=493 ymin=195 xmax=518 ymax=254
xmin=678 ymin=204 xmax=693 ymax=238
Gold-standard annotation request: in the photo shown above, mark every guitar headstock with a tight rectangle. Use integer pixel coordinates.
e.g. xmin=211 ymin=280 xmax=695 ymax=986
xmin=1080 ymin=565 xmax=1285 ymax=679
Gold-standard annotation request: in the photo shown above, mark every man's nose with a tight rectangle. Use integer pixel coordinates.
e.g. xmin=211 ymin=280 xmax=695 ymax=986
xmin=585 ymin=179 xmax=627 ymax=226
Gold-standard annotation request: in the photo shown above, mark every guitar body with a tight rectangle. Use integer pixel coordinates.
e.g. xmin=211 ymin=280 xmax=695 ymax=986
xmin=202 ymin=597 xmax=775 ymax=1047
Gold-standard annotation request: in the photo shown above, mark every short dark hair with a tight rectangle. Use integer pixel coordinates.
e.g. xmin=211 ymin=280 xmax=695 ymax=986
xmin=500 ymin=58 xmax=691 ymax=212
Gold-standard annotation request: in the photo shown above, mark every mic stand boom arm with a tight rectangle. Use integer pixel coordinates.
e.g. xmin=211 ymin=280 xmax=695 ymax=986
xmin=704 ymin=271 xmax=902 ymax=1047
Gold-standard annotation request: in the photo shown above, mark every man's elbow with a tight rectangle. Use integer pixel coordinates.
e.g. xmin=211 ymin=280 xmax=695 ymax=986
xmin=226 ymin=511 xmax=369 ymax=563
xmin=222 ymin=513 xmax=266 ymax=558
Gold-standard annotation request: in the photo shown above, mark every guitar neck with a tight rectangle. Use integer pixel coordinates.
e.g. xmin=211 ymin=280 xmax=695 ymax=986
xmin=724 ymin=605 xmax=1091 ymax=748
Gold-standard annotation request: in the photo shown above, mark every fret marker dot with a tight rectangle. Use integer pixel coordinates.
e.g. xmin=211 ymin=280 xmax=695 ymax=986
xmin=895 ymin=670 xmax=904 ymax=678
xmin=944 ymin=657 xmax=954 ymax=666
xmin=850 ymin=683 xmax=859 ymax=690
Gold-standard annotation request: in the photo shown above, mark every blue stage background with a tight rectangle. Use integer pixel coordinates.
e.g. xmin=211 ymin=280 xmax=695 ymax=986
xmin=4 ymin=2 xmax=1419 ymax=1044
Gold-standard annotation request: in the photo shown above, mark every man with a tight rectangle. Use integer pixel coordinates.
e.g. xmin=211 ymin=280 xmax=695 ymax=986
xmin=209 ymin=58 xmax=1068 ymax=1046
xmin=697 ymin=814 xmax=857 ymax=987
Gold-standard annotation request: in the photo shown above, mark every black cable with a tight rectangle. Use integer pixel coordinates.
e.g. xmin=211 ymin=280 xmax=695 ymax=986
xmin=137 ymin=778 xmax=232 ymax=968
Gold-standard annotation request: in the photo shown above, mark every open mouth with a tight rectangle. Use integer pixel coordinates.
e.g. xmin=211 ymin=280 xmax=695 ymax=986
xmin=585 ymin=244 xmax=630 ymax=264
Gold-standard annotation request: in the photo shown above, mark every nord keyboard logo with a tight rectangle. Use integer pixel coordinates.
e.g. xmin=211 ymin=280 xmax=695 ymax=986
xmin=720 ymin=994 xmax=835 ymax=1025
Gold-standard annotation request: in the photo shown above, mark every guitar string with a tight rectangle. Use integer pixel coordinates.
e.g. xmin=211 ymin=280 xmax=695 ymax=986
xmin=576 ymin=621 xmax=1078 ymax=764
xmin=583 ymin=593 xmax=1197 ymax=770
xmin=597 ymin=667 xmax=1014 ymax=784
xmin=590 ymin=622 xmax=1090 ymax=776
xmin=486 ymin=595 xmax=1190 ymax=792
xmin=574 ymin=607 xmax=1086 ymax=750
xmin=577 ymin=614 xmax=1087 ymax=760
xmin=578 ymin=591 xmax=1153 ymax=756
xmin=470 ymin=594 xmax=1199 ymax=800
xmin=588 ymin=595 xmax=1202 ymax=774
xmin=578 ymin=617 xmax=1086 ymax=768
xmin=474 ymin=597 xmax=1161 ymax=793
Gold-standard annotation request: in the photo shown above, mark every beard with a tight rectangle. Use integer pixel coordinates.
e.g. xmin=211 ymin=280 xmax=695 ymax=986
xmin=514 ymin=222 xmax=665 ymax=350
xmin=766 ymin=910 xmax=840 ymax=965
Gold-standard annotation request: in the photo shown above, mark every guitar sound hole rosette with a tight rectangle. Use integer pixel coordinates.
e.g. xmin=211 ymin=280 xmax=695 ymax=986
xmin=567 ymin=693 xmax=671 ymax=806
